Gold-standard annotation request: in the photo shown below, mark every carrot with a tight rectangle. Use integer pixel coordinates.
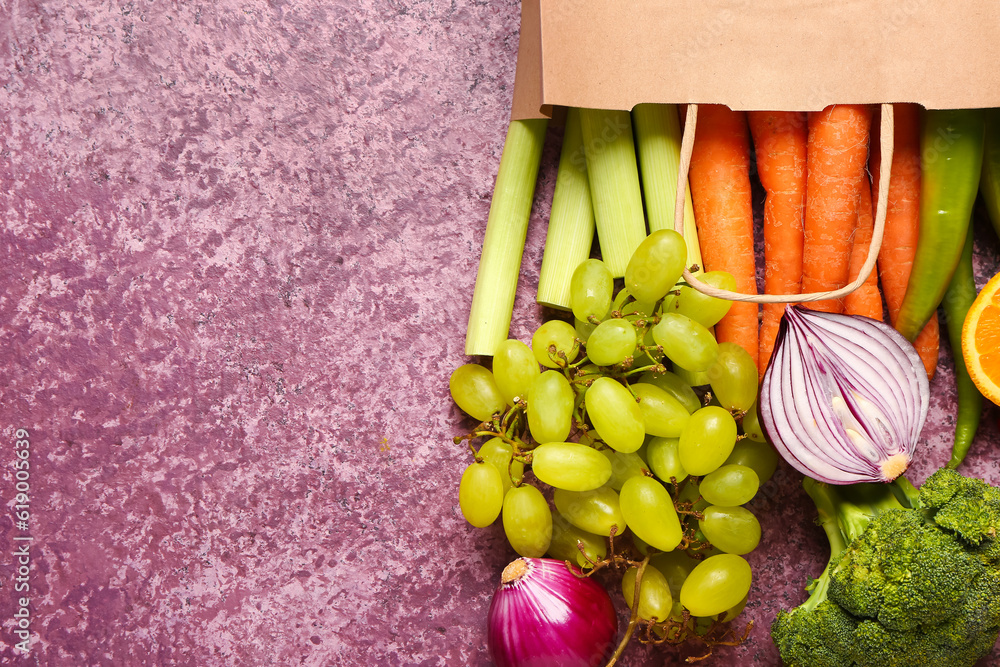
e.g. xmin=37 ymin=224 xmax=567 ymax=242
xmin=801 ymin=104 xmax=873 ymax=313
xmin=843 ymin=179 xmax=883 ymax=320
xmin=870 ymin=102 xmax=939 ymax=377
xmin=689 ymin=104 xmax=759 ymax=369
xmin=911 ymin=312 xmax=940 ymax=379
xmin=748 ymin=111 xmax=807 ymax=375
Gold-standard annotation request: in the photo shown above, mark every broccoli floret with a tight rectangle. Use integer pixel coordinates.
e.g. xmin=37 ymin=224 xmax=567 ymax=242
xmin=771 ymin=470 xmax=1000 ymax=667
xmin=771 ymin=478 xmax=861 ymax=667
xmin=773 ymin=600 xmax=857 ymax=667
xmin=921 ymin=468 xmax=1000 ymax=552
xmin=829 ymin=508 xmax=981 ymax=632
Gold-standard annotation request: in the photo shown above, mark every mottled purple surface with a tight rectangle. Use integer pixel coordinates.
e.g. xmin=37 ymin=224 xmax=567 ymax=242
xmin=1 ymin=1 xmax=1000 ymax=665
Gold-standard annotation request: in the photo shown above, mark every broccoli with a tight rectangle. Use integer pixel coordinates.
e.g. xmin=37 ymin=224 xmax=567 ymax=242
xmin=771 ymin=468 xmax=1000 ymax=667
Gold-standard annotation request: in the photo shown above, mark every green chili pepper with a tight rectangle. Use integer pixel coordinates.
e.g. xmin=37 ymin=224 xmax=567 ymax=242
xmin=943 ymin=226 xmax=983 ymax=469
xmin=895 ymin=108 xmax=985 ymax=343
xmin=980 ymin=108 xmax=1000 ymax=238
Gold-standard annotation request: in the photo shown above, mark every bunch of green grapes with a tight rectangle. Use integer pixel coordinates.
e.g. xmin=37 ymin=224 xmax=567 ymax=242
xmin=450 ymin=230 xmax=778 ymax=639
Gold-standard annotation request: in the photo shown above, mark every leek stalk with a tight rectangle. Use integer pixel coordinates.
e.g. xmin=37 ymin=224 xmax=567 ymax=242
xmin=578 ymin=108 xmax=647 ymax=278
xmin=465 ymin=118 xmax=549 ymax=357
xmin=536 ymin=108 xmax=596 ymax=310
xmin=632 ymin=103 xmax=703 ymax=273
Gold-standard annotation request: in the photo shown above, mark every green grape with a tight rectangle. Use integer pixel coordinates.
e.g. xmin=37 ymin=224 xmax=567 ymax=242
xmin=502 ymin=484 xmax=553 ymax=557
xmin=585 ymin=377 xmax=645 ymax=453
xmin=477 ymin=437 xmax=524 ymax=496
xmin=492 ymin=339 xmax=540 ymax=406
xmin=677 ymin=478 xmax=711 ymax=514
xmin=672 ymin=364 xmax=712 ymax=388
xmin=553 ymin=484 xmax=625 ymax=537
xmin=725 ymin=438 xmax=779 ymax=484
xmin=527 ymin=370 xmax=575 ymax=444
xmin=634 ymin=439 xmax=649 ymax=465
xmin=531 ymin=442 xmax=612 ymax=492
xmin=622 ymin=564 xmax=673 ymax=621
xmin=651 ymin=313 xmax=719 ymax=372
xmin=631 ymin=532 xmax=653 ymax=556
xmin=699 ymin=505 xmax=761 ymax=555
xmin=679 ymin=554 xmax=752 ymax=617
xmin=531 ymin=319 xmax=580 ymax=368
xmin=619 ymin=476 xmax=683 ymax=551
xmin=740 ymin=400 xmax=768 ymax=443
xmin=679 ymin=406 xmax=738 ymax=476
xmin=548 ymin=515 xmax=607 ymax=568
xmin=449 ymin=364 xmax=506 ymax=422
xmin=575 ymin=317 xmax=599 ymax=344
xmin=700 ymin=464 xmax=759 ymax=506
xmin=646 ymin=436 xmax=688 ymax=484
xmin=707 ymin=342 xmax=759 ymax=414
xmin=650 ymin=550 xmax=698 ymax=599
xmin=638 ymin=370 xmax=700 ymax=414
xmin=722 ymin=594 xmax=749 ymax=622
xmin=570 ymin=258 xmax=614 ymax=323
xmin=667 ymin=271 xmax=736 ymax=327
xmin=611 ymin=285 xmax=634 ymax=314
xmin=600 ymin=448 xmax=650 ymax=491
xmin=631 ymin=382 xmax=691 ymax=437
xmin=621 ymin=297 xmax=657 ymax=320
xmin=624 ymin=229 xmax=688 ymax=303
xmin=458 ymin=460 xmax=504 ymax=528
xmin=586 ymin=318 xmax=637 ymax=366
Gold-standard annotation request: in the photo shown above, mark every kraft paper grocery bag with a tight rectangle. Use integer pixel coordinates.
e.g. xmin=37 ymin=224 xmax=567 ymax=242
xmin=511 ymin=0 xmax=1000 ymax=119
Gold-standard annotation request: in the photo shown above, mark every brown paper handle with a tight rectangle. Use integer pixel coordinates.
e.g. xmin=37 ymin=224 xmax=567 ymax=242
xmin=673 ymin=103 xmax=894 ymax=304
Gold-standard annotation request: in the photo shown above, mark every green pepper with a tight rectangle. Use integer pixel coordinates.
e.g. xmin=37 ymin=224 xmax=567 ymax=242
xmin=895 ymin=108 xmax=985 ymax=342
xmin=979 ymin=108 xmax=1000 ymax=238
xmin=942 ymin=226 xmax=983 ymax=469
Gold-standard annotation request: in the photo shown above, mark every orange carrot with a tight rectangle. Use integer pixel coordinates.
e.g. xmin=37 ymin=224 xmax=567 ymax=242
xmin=748 ymin=111 xmax=807 ymax=375
xmin=843 ymin=180 xmax=883 ymax=319
xmin=689 ymin=104 xmax=759 ymax=369
xmin=911 ymin=313 xmax=940 ymax=379
xmin=801 ymin=104 xmax=873 ymax=313
xmin=871 ymin=102 xmax=939 ymax=377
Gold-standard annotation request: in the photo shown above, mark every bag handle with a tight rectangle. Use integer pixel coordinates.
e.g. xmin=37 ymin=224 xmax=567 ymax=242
xmin=673 ymin=103 xmax=894 ymax=304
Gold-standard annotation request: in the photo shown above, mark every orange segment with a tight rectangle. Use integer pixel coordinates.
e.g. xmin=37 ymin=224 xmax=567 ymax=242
xmin=962 ymin=271 xmax=1000 ymax=406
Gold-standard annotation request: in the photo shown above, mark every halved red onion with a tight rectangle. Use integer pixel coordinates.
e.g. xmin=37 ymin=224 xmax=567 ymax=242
xmin=487 ymin=558 xmax=618 ymax=667
xmin=760 ymin=306 xmax=929 ymax=484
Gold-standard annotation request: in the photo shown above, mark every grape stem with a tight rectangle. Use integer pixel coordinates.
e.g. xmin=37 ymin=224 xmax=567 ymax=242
xmin=682 ymin=619 xmax=754 ymax=663
xmin=622 ymin=361 xmax=668 ymax=378
xmin=452 ymin=401 xmax=534 ymax=460
xmin=604 ymin=555 xmax=649 ymax=667
xmin=546 ymin=345 xmax=571 ymax=368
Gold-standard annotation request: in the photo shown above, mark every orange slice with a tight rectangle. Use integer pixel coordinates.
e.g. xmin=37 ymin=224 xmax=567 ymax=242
xmin=962 ymin=270 xmax=1000 ymax=406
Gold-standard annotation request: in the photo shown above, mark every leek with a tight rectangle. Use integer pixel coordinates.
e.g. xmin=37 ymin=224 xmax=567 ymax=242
xmin=578 ymin=108 xmax=647 ymax=278
xmin=632 ymin=103 xmax=703 ymax=273
xmin=465 ymin=118 xmax=549 ymax=357
xmin=536 ymin=108 xmax=596 ymax=310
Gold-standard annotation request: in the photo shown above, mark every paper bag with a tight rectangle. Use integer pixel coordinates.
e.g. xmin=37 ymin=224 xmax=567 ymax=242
xmin=511 ymin=0 xmax=1000 ymax=119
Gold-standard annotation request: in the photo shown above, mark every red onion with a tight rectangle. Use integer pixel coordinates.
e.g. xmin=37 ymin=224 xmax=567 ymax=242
xmin=487 ymin=558 xmax=618 ymax=667
xmin=760 ymin=306 xmax=929 ymax=485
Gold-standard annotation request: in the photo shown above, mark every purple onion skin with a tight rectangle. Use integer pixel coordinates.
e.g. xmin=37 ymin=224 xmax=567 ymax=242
xmin=487 ymin=558 xmax=618 ymax=667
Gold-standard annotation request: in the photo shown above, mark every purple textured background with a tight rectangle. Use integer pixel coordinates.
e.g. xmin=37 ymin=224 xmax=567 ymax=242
xmin=1 ymin=1 xmax=1000 ymax=665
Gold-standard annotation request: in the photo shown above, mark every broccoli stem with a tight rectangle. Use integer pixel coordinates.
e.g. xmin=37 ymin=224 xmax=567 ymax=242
xmin=800 ymin=478 xmax=908 ymax=596
xmin=833 ymin=482 xmax=906 ymax=542
xmin=890 ymin=475 xmax=922 ymax=509
xmin=799 ymin=477 xmax=851 ymax=612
